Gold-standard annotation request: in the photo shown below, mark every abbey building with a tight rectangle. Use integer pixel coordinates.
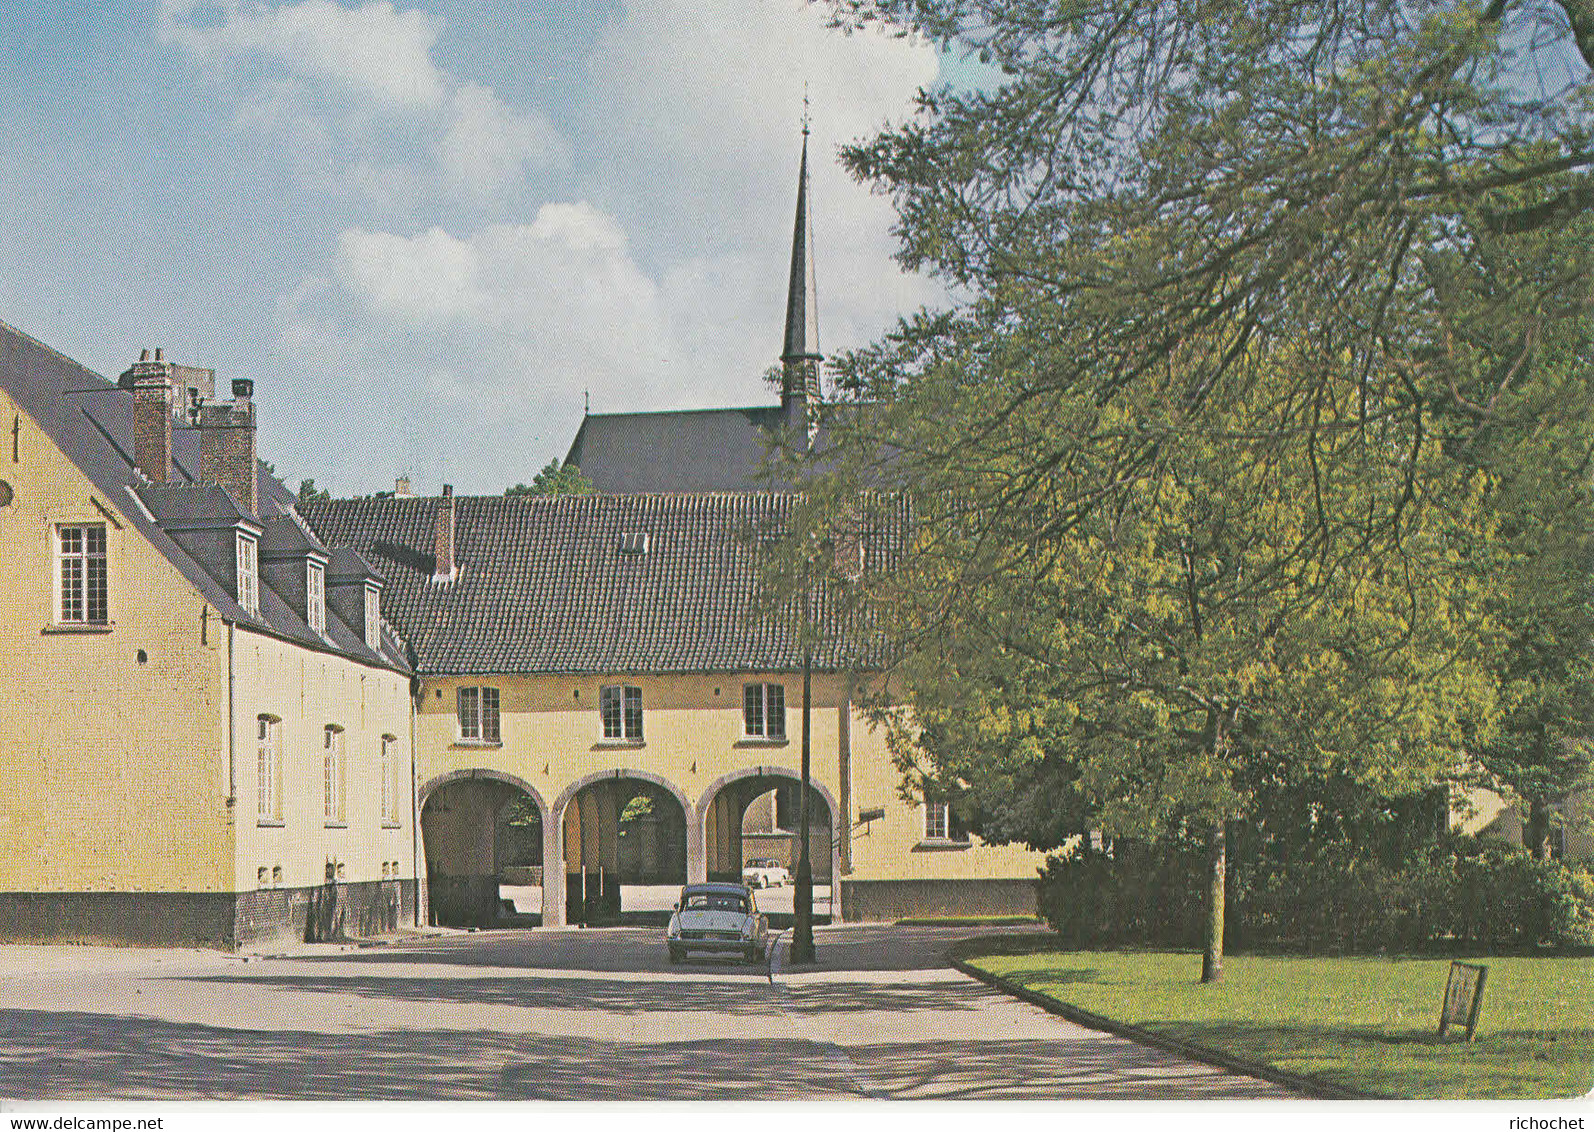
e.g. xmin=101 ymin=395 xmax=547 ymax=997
xmin=0 ymin=134 xmax=1044 ymax=947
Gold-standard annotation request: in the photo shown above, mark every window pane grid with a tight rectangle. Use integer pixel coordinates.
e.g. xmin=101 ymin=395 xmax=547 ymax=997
xmin=236 ymin=535 xmax=258 ymax=616
xmin=58 ymin=525 xmax=107 ymax=624
xmin=601 ymin=685 xmax=642 ymax=740
xmin=380 ymin=736 xmax=396 ymax=822
xmin=480 ymin=687 xmax=500 ymax=742
xmin=623 ymin=686 xmax=643 ymax=740
xmin=257 ymin=717 xmax=279 ymax=821
xmin=743 ymin=683 xmax=785 ymax=738
xmin=458 ymin=687 xmax=480 ymax=740
xmin=323 ymin=726 xmax=344 ymax=823
xmin=307 ymin=563 xmax=325 ymax=634
xmin=600 ymin=686 xmax=622 ymax=738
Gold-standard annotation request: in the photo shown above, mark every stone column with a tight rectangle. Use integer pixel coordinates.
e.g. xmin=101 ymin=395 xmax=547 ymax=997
xmin=543 ymin=801 xmax=566 ymax=927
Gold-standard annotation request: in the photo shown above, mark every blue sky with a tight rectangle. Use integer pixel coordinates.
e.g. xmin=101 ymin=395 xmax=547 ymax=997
xmin=0 ymin=1 xmax=947 ymax=494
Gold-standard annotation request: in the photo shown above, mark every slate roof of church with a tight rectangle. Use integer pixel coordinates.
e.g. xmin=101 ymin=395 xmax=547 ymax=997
xmin=301 ymin=491 xmax=905 ymax=676
xmin=0 ymin=318 xmax=409 ymax=674
xmin=564 ymin=403 xmax=864 ymax=494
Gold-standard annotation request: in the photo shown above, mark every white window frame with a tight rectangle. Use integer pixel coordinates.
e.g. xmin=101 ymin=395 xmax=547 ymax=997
xmin=256 ymin=714 xmax=282 ymax=824
xmin=743 ymin=683 xmax=786 ymax=739
xmin=456 ymin=686 xmax=501 ymax=744
xmin=924 ymin=800 xmax=970 ymax=844
xmin=600 ymin=684 xmax=643 ymax=741
xmin=56 ymin=523 xmax=109 ymax=625
xmin=235 ymin=533 xmax=259 ymax=617
xmin=380 ymin=734 xmax=399 ymax=825
xmin=306 ymin=561 xmax=325 ymax=635
xmin=364 ymin=584 xmax=380 ymax=649
xmin=323 ymin=724 xmax=345 ymax=825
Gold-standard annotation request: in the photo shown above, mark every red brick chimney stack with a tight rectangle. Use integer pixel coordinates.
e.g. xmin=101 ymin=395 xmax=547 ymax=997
xmin=433 ymin=484 xmax=456 ymax=581
xmin=199 ymin=377 xmax=258 ymax=516
xmin=125 ymin=347 xmax=173 ymax=485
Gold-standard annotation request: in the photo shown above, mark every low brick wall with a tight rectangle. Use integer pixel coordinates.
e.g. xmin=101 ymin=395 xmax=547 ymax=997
xmin=0 ymin=892 xmax=238 ymax=948
xmin=840 ymin=877 xmax=1040 ymax=922
xmin=238 ymin=880 xmax=415 ymax=947
xmin=0 ymin=881 xmax=418 ymax=951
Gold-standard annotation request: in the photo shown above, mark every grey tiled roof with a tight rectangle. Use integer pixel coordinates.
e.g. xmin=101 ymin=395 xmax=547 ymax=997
xmin=301 ymin=492 xmax=904 ymax=676
xmin=564 ymin=406 xmax=795 ymax=494
xmin=0 ymin=318 xmax=408 ymax=674
xmin=562 ymin=403 xmax=861 ymax=494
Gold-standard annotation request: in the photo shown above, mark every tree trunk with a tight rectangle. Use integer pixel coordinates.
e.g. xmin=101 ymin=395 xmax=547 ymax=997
xmin=1201 ymin=821 xmax=1225 ymax=984
xmin=791 ymin=649 xmax=816 ymax=964
xmin=1525 ymin=799 xmax=1554 ymax=861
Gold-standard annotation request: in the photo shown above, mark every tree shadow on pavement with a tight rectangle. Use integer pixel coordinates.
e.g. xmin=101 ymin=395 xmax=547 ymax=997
xmin=281 ymin=923 xmax=997 ymax=975
xmin=167 ymin=970 xmax=996 ymax=1018
xmin=0 ymin=1008 xmax=1284 ymax=1101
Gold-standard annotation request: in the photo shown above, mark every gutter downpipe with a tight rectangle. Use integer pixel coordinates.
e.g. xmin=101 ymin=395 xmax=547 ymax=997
xmin=411 ymin=679 xmax=422 ymax=926
xmin=227 ymin=620 xmax=237 ymax=811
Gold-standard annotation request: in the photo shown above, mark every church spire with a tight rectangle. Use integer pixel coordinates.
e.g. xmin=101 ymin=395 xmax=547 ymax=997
xmin=781 ymin=108 xmax=822 ymax=414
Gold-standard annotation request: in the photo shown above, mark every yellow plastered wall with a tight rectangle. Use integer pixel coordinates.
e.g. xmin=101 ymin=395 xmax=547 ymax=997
xmin=415 ymin=670 xmax=1043 ymax=883
xmin=0 ymin=392 xmax=233 ymax=892
xmin=1458 ymin=785 xmax=1592 ymax=860
xmin=231 ymin=631 xmax=416 ymax=892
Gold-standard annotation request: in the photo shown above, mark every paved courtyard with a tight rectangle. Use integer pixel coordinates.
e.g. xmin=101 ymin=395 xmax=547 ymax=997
xmin=0 ymin=925 xmax=1290 ymax=1101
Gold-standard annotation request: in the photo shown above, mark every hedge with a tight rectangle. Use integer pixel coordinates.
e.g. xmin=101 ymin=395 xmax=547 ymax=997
xmin=1039 ymin=837 xmax=1594 ymax=951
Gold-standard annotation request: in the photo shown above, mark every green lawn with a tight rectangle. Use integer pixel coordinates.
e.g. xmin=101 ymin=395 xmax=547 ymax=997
xmin=957 ymin=940 xmax=1594 ymax=1099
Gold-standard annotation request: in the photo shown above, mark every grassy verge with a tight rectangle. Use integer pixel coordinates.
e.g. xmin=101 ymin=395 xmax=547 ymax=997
xmin=956 ymin=940 xmax=1594 ymax=1099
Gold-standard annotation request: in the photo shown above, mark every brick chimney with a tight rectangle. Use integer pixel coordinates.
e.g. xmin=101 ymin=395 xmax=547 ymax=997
xmin=122 ymin=348 xmax=173 ymax=484
xmin=199 ymin=377 xmax=257 ymax=516
xmin=433 ymin=484 xmax=456 ymax=580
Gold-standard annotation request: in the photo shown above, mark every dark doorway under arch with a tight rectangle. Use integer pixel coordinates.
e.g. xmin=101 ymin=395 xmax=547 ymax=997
xmin=421 ymin=777 xmax=543 ymax=928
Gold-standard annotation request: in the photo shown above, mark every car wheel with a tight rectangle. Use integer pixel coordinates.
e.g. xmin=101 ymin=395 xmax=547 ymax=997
xmin=752 ymin=945 xmax=766 ymax=963
xmin=668 ymin=946 xmax=682 ymax=964
xmin=745 ymin=946 xmax=761 ymax=963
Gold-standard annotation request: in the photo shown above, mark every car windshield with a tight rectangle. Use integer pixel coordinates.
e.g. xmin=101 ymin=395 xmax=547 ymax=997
xmin=683 ymin=891 xmax=748 ymax=913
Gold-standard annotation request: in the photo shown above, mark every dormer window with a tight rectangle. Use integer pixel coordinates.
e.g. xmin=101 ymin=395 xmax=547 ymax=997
xmin=306 ymin=561 xmax=326 ymax=635
xmin=364 ymin=584 xmax=380 ymax=649
xmin=617 ymin=532 xmax=649 ymax=555
xmin=235 ymin=533 xmax=259 ymax=617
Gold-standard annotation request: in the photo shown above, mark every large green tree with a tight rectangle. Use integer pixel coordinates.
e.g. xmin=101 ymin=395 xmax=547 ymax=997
xmin=789 ymin=0 xmax=1594 ymax=978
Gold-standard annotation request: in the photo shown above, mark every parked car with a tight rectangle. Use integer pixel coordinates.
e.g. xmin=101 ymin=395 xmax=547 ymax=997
xmin=666 ymin=882 xmax=769 ymax=964
xmin=741 ymin=858 xmax=791 ymax=888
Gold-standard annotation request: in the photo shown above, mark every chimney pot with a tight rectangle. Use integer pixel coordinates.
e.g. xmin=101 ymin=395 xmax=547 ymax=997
xmin=139 ymin=348 xmax=151 ymax=362
xmin=232 ymin=377 xmax=253 ymax=402
xmin=154 ymin=348 xmax=163 ymax=362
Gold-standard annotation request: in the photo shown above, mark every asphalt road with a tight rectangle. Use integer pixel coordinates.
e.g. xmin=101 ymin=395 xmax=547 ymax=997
xmin=0 ymin=925 xmax=1290 ymax=1101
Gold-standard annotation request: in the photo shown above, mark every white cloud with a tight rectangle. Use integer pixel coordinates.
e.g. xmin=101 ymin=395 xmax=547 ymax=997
xmin=159 ymin=0 xmax=446 ymax=108
xmin=160 ymin=0 xmax=566 ymax=208
xmin=438 ymin=83 xmax=570 ymax=203
xmin=329 ymin=203 xmax=672 ymax=405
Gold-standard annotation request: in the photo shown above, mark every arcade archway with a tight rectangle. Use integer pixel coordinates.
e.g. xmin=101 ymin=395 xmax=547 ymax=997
xmin=700 ymin=769 xmax=836 ymax=920
xmin=559 ymin=773 xmax=688 ymax=925
xmin=419 ymin=772 xmax=544 ymax=928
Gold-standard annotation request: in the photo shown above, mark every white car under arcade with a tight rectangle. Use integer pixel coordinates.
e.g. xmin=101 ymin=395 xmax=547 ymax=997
xmin=666 ymin=883 xmax=769 ymax=964
xmin=741 ymin=858 xmax=790 ymax=888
